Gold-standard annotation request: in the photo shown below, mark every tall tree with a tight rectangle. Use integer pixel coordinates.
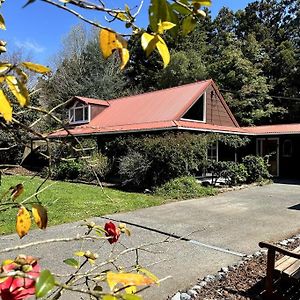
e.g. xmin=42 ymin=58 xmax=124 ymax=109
xmin=39 ymin=25 xmax=130 ymax=124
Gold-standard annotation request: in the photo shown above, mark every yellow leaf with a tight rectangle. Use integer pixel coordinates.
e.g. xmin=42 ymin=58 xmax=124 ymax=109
xmin=0 ymin=14 xmax=5 ymax=30
xmin=32 ymin=204 xmax=48 ymax=229
xmin=6 ymin=75 xmax=29 ymax=107
xmin=0 ymin=63 xmax=11 ymax=74
xmin=137 ymin=267 xmax=159 ymax=285
xmin=22 ymin=62 xmax=50 ymax=74
xmin=74 ymin=251 xmax=85 ymax=257
xmin=197 ymin=9 xmax=206 ymax=17
xmin=0 ymin=89 xmax=12 ymax=122
xmin=16 ymin=206 xmax=31 ymax=238
xmin=119 ymin=48 xmax=130 ymax=70
xmin=115 ymin=12 xmax=129 ymax=22
xmin=125 ymin=285 xmax=137 ymax=294
xmin=10 ymin=183 xmax=24 ymax=200
xmin=107 ymin=272 xmax=155 ymax=290
xmin=102 ymin=296 xmax=117 ymax=300
xmin=192 ymin=0 xmax=211 ymax=6
xmin=156 ymin=36 xmax=170 ymax=68
xmin=141 ymin=33 xmax=158 ymax=57
xmin=99 ymin=29 xmax=124 ymax=59
xmin=157 ymin=20 xmax=176 ymax=34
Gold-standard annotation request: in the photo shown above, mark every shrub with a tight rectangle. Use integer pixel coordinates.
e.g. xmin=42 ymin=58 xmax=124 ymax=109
xmin=105 ymin=133 xmax=210 ymax=187
xmin=242 ymin=155 xmax=270 ymax=183
xmin=119 ymin=151 xmax=151 ymax=188
xmin=79 ymin=153 xmax=110 ymax=181
xmin=206 ymin=160 xmax=248 ymax=186
xmin=223 ymin=161 xmax=248 ymax=186
xmin=52 ymin=160 xmax=82 ymax=180
xmin=155 ymin=176 xmax=217 ymax=200
xmin=51 ymin=152 xmax=110 ymax=182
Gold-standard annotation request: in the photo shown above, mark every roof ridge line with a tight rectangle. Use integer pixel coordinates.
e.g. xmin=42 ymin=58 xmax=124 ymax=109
xmin=105 ymin=79 xmax=212 ymax=103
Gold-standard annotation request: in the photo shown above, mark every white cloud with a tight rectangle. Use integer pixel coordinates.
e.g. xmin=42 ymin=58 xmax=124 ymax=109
xmin=14 ymin=39 xmax=45 ymax=53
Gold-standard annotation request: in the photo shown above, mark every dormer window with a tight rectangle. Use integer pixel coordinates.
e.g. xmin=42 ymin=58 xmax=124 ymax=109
xmin=69 ymin=101 xmax=90 ymax=124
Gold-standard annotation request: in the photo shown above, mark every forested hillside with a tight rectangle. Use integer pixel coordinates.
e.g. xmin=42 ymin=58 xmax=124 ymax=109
xmin=41 ymin=0 xmax=299 ymax=126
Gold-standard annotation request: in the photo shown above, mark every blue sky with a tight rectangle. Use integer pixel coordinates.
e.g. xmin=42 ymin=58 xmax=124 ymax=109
xmin=3 ymin=0 xmax=252 ymax=65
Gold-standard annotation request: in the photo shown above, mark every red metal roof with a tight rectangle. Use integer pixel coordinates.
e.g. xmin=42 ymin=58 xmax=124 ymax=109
xmin=48 ymin=120 xmax=248 ymax=138
xmin=49 ymin=80 xmax=300 ymax=138
xmin=88 ymin=80 xmax=212 ymax=127
xmin=74 ymin=96 xmax=109 ymax=106
xmin=243 ymin=124 xmax=300 ymax=135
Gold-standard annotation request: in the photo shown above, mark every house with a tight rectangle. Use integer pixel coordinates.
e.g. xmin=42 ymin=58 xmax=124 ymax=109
xmin=47 ymin=79 xmax=300 ymax=178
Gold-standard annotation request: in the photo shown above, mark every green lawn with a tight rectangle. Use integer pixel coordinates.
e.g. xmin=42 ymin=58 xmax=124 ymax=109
xmin=0 ymin=175 xmax=166 ymax=235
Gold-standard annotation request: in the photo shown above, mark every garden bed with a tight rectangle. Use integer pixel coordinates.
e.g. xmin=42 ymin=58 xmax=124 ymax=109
xmin=172 ymin=232 xmax=300 ymax=300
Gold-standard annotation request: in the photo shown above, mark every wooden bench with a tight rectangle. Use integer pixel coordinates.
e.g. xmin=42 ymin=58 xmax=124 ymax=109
xmin=259 ymin=241 xmax=300 ymax=299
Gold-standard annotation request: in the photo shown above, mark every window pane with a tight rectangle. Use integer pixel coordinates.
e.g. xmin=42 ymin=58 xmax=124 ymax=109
xmin=75 ymin=108 xmax=84 ymax=121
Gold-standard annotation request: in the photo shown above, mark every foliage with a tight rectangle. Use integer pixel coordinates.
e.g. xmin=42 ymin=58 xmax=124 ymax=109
xmin=242 ymin=155 xmax=270 ymax=183
xmin=155 ymin=176 xmax=216 ymax=200
xmin=125 ymin=0 xmax=299 ymax=125
xmin=39 ymin=27 xmax=130 ymax=121
xmin=119 ymin=151 xmax=151 ymax=189
xmin=105 ymin=133 xmax=249 ymax=189
xmin=222 ymin=161 xmax=248 ymax=186
xmin=80 ymin=152 xmax=110 ymax=181
xmin=51 ymin=153 xmax=110 ymax=182
xmin=51 ymin=160 xmax=82 ymax=181
xmin=206 ymin=157 xmax=269 ymax=186
xmin=105 ymin=133 xmax=212 ymax=188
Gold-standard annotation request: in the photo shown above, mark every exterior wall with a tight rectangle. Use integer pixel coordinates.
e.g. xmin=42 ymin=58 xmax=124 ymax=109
xmin=252 ymin=135 xmax=300 ymax=178
xmin=90 ymin=105 xmax=107 ymax=120
xmin=205 ymin=85 xmax=237 ymax=127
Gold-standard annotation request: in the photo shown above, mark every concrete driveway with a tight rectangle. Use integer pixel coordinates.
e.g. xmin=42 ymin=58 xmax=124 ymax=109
xmin=1 ymin=182 xmax=300 ymax=299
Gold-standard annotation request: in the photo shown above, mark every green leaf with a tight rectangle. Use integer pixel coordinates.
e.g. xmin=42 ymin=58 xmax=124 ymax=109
xmin=171 ymin=3 xmax=190 ymax=15
xmin=63 ymin=258 xmax=79 ymax=269
xmin=181 ymin=15 xmax=197 ymax=36
xmin=35 ymin=270 xmax=55 ymax=298
xmin=149 ymin=0 xmax=170 ymax=32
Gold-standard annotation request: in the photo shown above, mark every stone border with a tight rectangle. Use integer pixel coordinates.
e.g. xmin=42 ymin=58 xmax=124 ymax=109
xmin=170 ymin=233 xmax=300 ymax=300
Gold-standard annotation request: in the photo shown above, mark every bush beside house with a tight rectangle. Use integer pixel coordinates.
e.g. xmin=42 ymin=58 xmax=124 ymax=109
xmin=45 ymin=133 xmax=269 ymax=195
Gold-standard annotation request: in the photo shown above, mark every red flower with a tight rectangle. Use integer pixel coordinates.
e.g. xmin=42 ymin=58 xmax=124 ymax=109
xmin=104 ymin=222 xmax=121 ymax=244
xmin=0 ymin=255 xmax=41 ymax=300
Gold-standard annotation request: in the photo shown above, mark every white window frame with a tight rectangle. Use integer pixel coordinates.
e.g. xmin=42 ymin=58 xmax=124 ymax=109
xmin=207 ymin=140 xmax=219 ymax=161
xmin=181 ymin=92 xmax=206 ymax=123
xmin=69 ymin=101 xmax=91 ymax=124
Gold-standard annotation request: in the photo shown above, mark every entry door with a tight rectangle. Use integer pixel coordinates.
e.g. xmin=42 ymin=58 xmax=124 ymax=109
xmin=256 ymin=138 xmax=279 ymax=177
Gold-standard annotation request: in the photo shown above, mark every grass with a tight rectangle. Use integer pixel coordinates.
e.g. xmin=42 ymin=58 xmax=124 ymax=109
xmin=0 ymin=175 xmax=167 ymax=235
